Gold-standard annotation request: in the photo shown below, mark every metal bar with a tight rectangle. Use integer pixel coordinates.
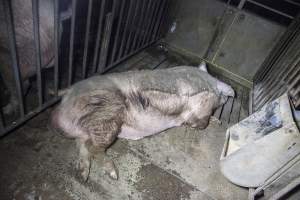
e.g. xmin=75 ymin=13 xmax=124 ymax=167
xmin=124 ymin=0 xmax=140 ymax=56
xmin=255 ymin=51 xmax=300 ymax=103
xmin=130 ymin=0 xmax=146 ymax=52
xmin=3 ymin=0 xmax=25 ymax=117
xmin=117 ymin=0 xmax=135 ymax=60
xmin=141 ymin=0 xmax=160 ymax=46
xmin=109 ymin=0 xmax=126 ymax=64
xmin=254 ymin=31 xmax=300 ymax=99
xmin=285 ymin=0 xmax=300 ymax=7
xmin=136 ymin=0 xmax=154 ymax=49
xmin=254 ymin=25 xmax=300 ymax=93
xmin=156 ymin=0 xmax=171 ymax=40
xmin=152 ymin=0 xmax=168 ymax=42
xmin=32 ymin=0 xmax=43 ymax=107
xmin=256 ymin=84 xmax=286 ymax=110
xmin=54 ymin=0 xmax=59 ymax=96
xmin=288 ymin=68 xmax=300 ymax=90
xmin=294 ymin=96 xmax=300 ymax=108
xmin=105 ymin=38 xmax=158 ymax=72
xmin=0 ymin=97 xmax=60 ymax=137
xmin=238 ymin=0 xmax=247 ymax=9
xmin=82 ymin=0 xmax=93 ymax=79
xmin=291 ymin=85 xmax=300 ymax=96
xmin=269 ymin=177 xmax=300 ymax=200
xmin=0 ymin=111 xmax=4 ymax=131
xmin=97 ymin=12 xmax=114 ymax=73
xmin=68 ymin=0 xmax=77 ymax=86
xmin=246 ymin=0 xmax=294 ymax=19
xmin=92 ymin=0 xmax=106 ymax=74
xmin=254 ymin=19 xmax=300 ymax=82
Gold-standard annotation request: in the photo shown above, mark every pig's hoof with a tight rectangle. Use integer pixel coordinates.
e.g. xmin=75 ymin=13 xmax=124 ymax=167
xmin=76 ymin=156 xmax=91 ymax=183
xmin=96 ymin=157 xmax=119 ymax=180
xmin=104 ymin=160 xmax=119 ymax=180
xmin=210 ymin=116 xmax=222 ymax=125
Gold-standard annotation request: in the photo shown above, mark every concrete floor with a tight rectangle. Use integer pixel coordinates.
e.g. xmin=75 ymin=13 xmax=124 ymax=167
xmin=0 ymin=108 xmax=248 ymax=200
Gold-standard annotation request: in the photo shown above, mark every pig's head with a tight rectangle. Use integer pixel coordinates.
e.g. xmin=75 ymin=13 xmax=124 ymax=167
xmin=198 ymin=61 xmax=235 ymax=106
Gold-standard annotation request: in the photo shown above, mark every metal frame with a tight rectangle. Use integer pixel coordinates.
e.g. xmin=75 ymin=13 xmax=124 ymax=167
xmin=238 ymin=0 xmax=295 ymax=20
xmin=0 ymin=0 xmax=171 ymax=136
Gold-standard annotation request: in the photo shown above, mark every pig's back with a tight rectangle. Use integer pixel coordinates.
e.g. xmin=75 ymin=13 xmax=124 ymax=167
xmin=66 ymin=66 xmax=217 ymax=98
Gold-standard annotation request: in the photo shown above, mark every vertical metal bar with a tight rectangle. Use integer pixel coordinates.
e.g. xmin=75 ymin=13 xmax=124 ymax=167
xmin=3 ymin=0 xmax=25 ymax=117
xmin=32 ymin=0 xmax=43 ymax=107
xmin=0 ymin=111 xmax=4 ymax=132
xmin=97 ymin=1 xmax=116 ymax=73
xmin=152 ymin=0 xmax=167 ymax=42
xmin=130 ymin=0 xmax=146 ymax=52
xmin=140 ymin=0 xmax=158 ymax=46
xmin=117 ymin=0 xmax=135 ymax=60
xmin=68 ymin=0 xmax=77 ymax=86
xmin=54 ymin=0 xmax=59 ymax=96
xmin=157 ymin=0 xmax=172 ymax=39
xmin=82 ymin=0 xmax=93 ymax=79
xmin=92 ymin=0 xmax=106 ymax=74
xmin=109 ymin=0 xmax=126 ymax=64
xmin=124 ymin=0 xmax=140 ymax=56
xmin=238 ymin=0 xmax=247 ymax=9
xmin=136 ymin=0 xmax=154 ymax=49
xmin=144 ymin=0 xmax=162 ymax=44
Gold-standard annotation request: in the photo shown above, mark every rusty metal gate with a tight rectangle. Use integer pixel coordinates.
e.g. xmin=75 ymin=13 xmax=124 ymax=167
xmin=253 ymin=14 xmax=300 ymax=111
xmin=0 ymin=0 xmax=170 ymax=136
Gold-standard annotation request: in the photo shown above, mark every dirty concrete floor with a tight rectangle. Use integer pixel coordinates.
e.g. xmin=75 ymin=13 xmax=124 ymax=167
xmin=0 ymin=108 xmax=248 ymax=200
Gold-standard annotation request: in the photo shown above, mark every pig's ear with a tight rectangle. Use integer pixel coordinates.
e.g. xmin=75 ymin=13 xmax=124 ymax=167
xmin=198 ymin=61 xmax=207 ymax=72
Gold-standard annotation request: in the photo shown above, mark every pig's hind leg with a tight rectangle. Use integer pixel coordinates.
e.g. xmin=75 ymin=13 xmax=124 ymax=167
xmin=76 ymin=119 xmax=121 ymax=181
xmin=76 ymin=92 xmax=125 ymax=181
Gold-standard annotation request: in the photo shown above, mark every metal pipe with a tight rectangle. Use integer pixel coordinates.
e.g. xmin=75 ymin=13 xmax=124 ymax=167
xmin=247 ymin=0 xmax=294 ymax=19
xmin=124 ymin=0 xmax=140 ymax=56
xmin=105 ymin=38 xmax=158 ymax=72
xmin=117 ymin=0 xmax=135 ymax=60
xmin=238 ymin=0 xmax=247 ymax=9
xmin=156 ymin=0 xmax=171 ymax=39
xmin=91 ymin=0 xmax=106 ymax=74
xmin=152 ymin=0 xmax=168 ymax=42
xmin=68 ymin=0 xmax=77 ymax=86
xmin=32 ymin=0 xmax=43 ymax=108
xmin=141 ymin=0 xmax=160 ymax=46
xmin=109 ymin=0 xmax=126 ymax=64
xmin=0 ymin=111 xmax=4 ymax=131
xmin=97 ymin=9 xmax=115 ymax=73
xmin=255 ymin=50 xmax=300 ymax=103
xmin=82 ymin=0 xmax=93 ymax=78
xmin=0 ymin=97 xmax=60 ymax=137
xmin=148 ymin=0 xmax=165 ymax=43
xmin=130 ymin=0 xmax=146 ymax=52
xmin=254 ymin=28 xmax=300 ymax=99
xmin=3 ymin=0 xmax=25 ymax=117
xmin=136 ymin=0 xmax=154 ymax=49
xmin=54 ymin=0 xmax=59 ymax=97
xmin=254 ymin=19 xmax=300 ymax=82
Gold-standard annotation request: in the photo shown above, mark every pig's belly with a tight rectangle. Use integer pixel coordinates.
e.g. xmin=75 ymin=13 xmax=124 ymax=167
xmin=118 ymin=114 xmax=182 ymax=140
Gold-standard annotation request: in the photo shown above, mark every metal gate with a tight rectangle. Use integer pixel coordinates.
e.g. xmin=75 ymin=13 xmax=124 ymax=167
xmin=253 ymin=14 xmax=300 ymax=111
xmin=0 ymin=0 xmax=170 ymax=136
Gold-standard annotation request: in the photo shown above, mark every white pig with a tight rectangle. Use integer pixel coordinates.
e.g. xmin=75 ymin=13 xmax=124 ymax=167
xmin=50 ymin=63 xmax=234 ymax=181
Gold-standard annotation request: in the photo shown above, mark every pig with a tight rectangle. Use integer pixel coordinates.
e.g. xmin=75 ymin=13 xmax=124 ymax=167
xmin=0 ymin=0 xmax=54 ymax=114
xmin=50 ymin=63 xmax=235 ymax=181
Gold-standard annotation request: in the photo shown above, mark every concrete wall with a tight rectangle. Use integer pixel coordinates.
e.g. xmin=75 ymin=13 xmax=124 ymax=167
xmin=164 ymin=0 xmax=285 ymax=87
